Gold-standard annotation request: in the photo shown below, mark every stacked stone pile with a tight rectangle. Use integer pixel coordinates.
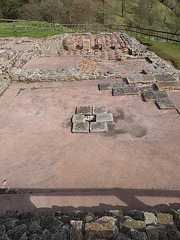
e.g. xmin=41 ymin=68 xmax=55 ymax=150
xmin=0 ymin=209 xmax=180 ymax=239
xmin=72 ymin=106 xmax=113 ymax=133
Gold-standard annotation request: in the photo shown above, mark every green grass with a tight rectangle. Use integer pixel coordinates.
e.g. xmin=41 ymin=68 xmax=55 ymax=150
xmin=136 ymin=36 xmax=180 ymax=69
xmin=0 ymin=21 xmax=74 ymax=38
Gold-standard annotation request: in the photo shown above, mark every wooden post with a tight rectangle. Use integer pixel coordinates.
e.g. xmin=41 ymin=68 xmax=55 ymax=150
xmin=30 ymin=22 xmax=33 ymax=31
xmin=156 ymin=32 xmax=159 ymax=41
xmin=13 ymin=20 xmax=18 ymax=36
xmin=23 ymin=22 xmax=27 ymax=33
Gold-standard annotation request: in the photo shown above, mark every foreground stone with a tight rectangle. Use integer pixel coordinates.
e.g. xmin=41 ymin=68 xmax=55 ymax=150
xmin=122 ymin=219 xmax=146 ymax=230
xmin=90 ymin=122 xmax=108 ymax=133
xmin=157 ymin=213 xmax=173 ymax=225
xmin=85 ymin=216 xmax=119 ymax=240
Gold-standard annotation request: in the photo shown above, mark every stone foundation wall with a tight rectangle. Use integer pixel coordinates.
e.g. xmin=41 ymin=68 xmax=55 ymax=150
xmin=0 ymin=209 xmax=180 ymax=239
xmin=0 ymin=33 xmax=180 ymax=97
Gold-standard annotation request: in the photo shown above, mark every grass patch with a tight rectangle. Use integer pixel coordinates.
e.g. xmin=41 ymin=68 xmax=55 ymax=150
xmin=136 ymin=36 xmax=180 ymax=70
xmin=0 ymin=21 xmax=75 ymax=38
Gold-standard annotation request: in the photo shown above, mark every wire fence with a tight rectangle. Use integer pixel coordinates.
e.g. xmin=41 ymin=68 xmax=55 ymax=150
xmin=0 ymin=19 xmax=180 ymax=44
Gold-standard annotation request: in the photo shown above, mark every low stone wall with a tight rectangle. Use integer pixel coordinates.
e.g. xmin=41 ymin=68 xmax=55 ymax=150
xmin=0 ymin=33 xmax=180 ymax=97
xmin=0 ymin=209 xmax=180 ymax=239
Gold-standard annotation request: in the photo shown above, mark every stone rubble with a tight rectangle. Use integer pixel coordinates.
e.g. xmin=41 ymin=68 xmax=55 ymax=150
xmin=0 ymin=209 xmax=179 ymax=239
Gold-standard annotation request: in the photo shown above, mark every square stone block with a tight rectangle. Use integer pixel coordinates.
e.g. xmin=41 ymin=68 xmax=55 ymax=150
xmin=93 ymin=105 xmax=107 ymax=115
xmin=155 ymin=81 xmax=180 ymax=90
xmin=72 ymin=114 xmax=85 ymax=122
xmin=154 ymin=74 xmax=177 ymax=82
xmin=96 ymin=113 xmax=113 ymax=122
xmin=143 ymin=74 xmax=156 ymax=83
xmin=113 ymin=82 xmax=126 ymax=88
xmin=154 ymin=91 xmax=169 ymax=100
xmin=125 ymin=86 xmax=140 ymax=95
xmin=142 ymin=91 xmax=155 ymax=102
xmin=72 ymin=122 xmax=89 ymax=133
xmin=90 ymin=122 xmax=108 ymax=133
xmin=112 ymin=87 xmax=126 ymax=96
xmin=139 ymin=85 xmax=154 ymax=93
xmin=127 ymin=75 xmax=144 ymax=85
xmin=98 ymin=83 xmax=113 ymax=90
xmin=155 ymin=98 xmax=176 ymax=110
xmin=76 ymin=106 xmax=92 ymax=116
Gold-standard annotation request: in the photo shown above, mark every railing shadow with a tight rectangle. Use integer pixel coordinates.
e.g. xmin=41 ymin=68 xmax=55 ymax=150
xmin=0 ymin=188 xmax=180 ymax=214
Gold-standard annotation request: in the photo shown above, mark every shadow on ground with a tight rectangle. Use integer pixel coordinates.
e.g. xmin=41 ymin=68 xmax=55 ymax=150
xmin=0 ymin=188 xmax=180 ymax=214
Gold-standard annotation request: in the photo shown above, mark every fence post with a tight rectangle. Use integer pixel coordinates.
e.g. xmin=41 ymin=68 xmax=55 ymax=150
xmin=13 ymin=21 xmax=18 ymax=36
xmin=156 ymin=32 xmax=159 ymax=41
xmin=30 ymin=22 xmax=33 ymax=31
xmin=23 ymin=22 xmax=27 ymax=33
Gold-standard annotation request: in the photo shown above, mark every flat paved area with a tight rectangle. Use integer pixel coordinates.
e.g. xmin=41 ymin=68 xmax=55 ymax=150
xmin=0 ymin=80 xmax=180 ymax=213
xmin=23 ymin=57 xmax=80 ymax=70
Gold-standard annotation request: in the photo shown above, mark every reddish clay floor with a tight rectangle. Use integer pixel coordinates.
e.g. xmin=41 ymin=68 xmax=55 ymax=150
xmin=23 ymin=56 xmax=80 ymax=70
xmin=0 ymin=41 xmax=33 ymax=52
xmin=0 ymin=80 xmax=179 ymax=213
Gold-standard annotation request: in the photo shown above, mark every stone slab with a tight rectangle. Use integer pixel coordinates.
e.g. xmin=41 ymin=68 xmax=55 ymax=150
xmin=155 ymin=98 xmax=176 ymax=110
xmin=143 ymin=74 xmax=156 ymax=83
xmin=127 ymin=75 xmax=144 ymax=85
xmin=93 ymin=105 xmax=107 ymax=115
xmin=98 ymin=83 xmax=113 ymax=90
xmin=112 ymin=87 xmax=126 ymax=96
xmin=72 ymin=122 xmax=89 ymax=133
xmin=155 ymin=81 xmax=180 ymax=90
xmin=90 ymin=122 xmax=108 ymax=133
xmin=142 ymin=91 xmax=155 ymax=102
xmin=96 ymin=113 xmax=113 ymax=123
xmin=72 ymin=115 xmax=85 ymax=123
xmin=76 ymin=106 xmax=92 ymax=116
xmin=112 ymin=82 xmax=126 ymax=88
xmin=127 ymin=74 xmax=155 ymax=85
xmin=125 ymin=86 xmax=140 ymax=95
xmin=139 ymin=85 xmax=154 ymax=93
xmin=154 ymin=91 xmax=169 ymax=100
xmin=154 ymin=74 xmax=177 ymax=82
